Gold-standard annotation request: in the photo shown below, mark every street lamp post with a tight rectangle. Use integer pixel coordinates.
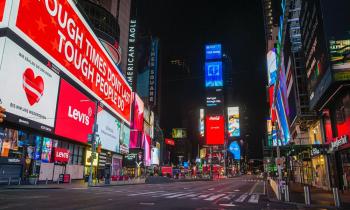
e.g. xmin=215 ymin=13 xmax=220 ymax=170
xmin=88 ymin=100 xmax=99 ymax=187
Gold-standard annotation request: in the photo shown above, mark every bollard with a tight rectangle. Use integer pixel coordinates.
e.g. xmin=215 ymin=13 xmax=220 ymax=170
xmin=332 ymin=187 xmax=341 ymax=208
xmin=304 ymin=185 xmax=311 ymax=205
xmin=284 ymin=184 xmax=290 ymax=202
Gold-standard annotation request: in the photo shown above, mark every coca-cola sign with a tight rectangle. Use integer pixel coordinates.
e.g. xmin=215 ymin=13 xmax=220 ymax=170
xmin=54 ymin=147 xmax=70 ymax=163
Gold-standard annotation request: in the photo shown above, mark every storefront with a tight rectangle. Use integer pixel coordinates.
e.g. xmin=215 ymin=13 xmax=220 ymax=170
xmin=311 ymin=147 xmax=330 ymax=190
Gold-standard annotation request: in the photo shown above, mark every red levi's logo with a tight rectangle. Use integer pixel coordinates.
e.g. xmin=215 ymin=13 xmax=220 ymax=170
xmin=22 ymin=68 xmax=44 ymax=106
xmin=54 ymin=148 xmax=69 ymax=163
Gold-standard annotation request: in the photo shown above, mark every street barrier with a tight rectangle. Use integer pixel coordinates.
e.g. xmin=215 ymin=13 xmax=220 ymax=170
xmin=332 ymin=187 xmax=341 ymax=208
xmin=304 ymin=185 xmax=311 ymax=205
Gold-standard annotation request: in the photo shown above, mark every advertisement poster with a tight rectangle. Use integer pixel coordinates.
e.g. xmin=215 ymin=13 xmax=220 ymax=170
xmin=132 ymin=93 xmax=144 ymax=131
xmin=7 ymin=0 xmax=132 ymax=124
xmin=150 ymin=111 xmax=154 ymax=139
xmin=330 ymin=39 xmax=350 ymax=81
xmin=205 ymin=44 xmax=222 ymax=60
xmin=205 ymin=115 xmax=224 ymax=145
xmin=0 ymin=38 xmax=60 ymax=133
xmin=119 ymin=125 xmax=130 ymax=154
xmin=0 ymin=128 xmax=18 ymax=157
xmin=267 ymin=49 xmax=278 ymax=85
xmin=206 ymin=88 xmax=223 ymax=107
xmin=54 ymin=79 xmax=96 ymax=144
xmin=200 ymin=109 xmax=205 ymax=137
xmin=97 ymin=108 xmax=121 ymax=153
xmin=228 ymin=141 xmax=241 ymax=160
xmin=172 ymin=128 xmax=187 ymax=139
xmin=227 ymin=107 xmax=240 ymax=137
xmin=151 ymin=147 xmax=160 ymax=165
xmin=143 ymin=133 xmax=151 ymax=167
xmin=41 ymin=137 xmax=52 ymax=163
xmin=205 ymin=61 xmax=223 ymax=87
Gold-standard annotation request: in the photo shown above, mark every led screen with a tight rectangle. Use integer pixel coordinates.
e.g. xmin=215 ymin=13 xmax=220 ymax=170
xmin=205 ymin=115 xmax=224 ymax=145
xmin=0 ymin=38 xmax=60 ymax=133
xmin=227 ymin=107 xmax=240 ymax=137
xmin=151 ymin=147 xmax=160 ymax=165
xmin=267 ymin=49 xmax=278 ymax=85
xmin=119 ymin=124 xmax=130 ymax=154
xmin=330 ymin=39 xmax=350 ymax=81
xmin=97 ymin=108 xmax=121 ymax=153
xmin=228 ymin=141 xmax=241 ymax=160
xmin=205 ymin=62 xmax=223 ymax=87
xmin=54 ymin=79 xmax=96 ymax=144
xmin=276 ymin=88 xmax=290 ymax=145
xmin=132 ymin=93 xmax=144 ymax=131
xmin=205 ymin=44 xmax=222 ymax=60
xmin=172 ymin=128 xmax=187 ymax=139
xmin=206 ymin=88 xmax=223 ymax=107
xmin=200 ymin=109 xmax=204 ymax=137
xmin=143 ymin=133 xmax=151 ymax=166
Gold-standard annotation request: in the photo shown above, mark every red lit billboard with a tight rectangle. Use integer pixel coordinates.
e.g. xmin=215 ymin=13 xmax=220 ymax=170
xmin=132 ymin=93 xmax=144 ymax=131
xmin=53 ymin=147 xmax=70 ymax=163
xmin=55 ymin=79 xmax=96 ymax=144
xmin=0 ymin=0 xmax=5 ymax=22
xmin=165 ymin=138 xmax=175 ymax=146
xmin=6 ymin=0 xmax=132 ymax=124
xmin=205 ymin=115 xmax=224 ymax=145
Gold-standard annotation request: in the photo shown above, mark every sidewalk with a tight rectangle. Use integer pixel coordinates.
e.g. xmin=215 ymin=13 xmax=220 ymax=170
xmin=0 ymin=178 xmax=146 ymax=190
xmin=287 ymin=182 xmax=350 ymax=209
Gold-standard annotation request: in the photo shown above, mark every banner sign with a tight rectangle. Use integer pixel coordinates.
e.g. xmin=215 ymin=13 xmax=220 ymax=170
xmin=126 ymin=19 xmax=137 ymax=88
xmin=7 ymin=0 xmax=132 ymax=124
xmin=0 ymin=38 xmax=60 ymax=133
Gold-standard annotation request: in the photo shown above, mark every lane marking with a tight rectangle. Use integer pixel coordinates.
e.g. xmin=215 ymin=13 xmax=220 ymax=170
xmin=128 ymin=191 xmax=163 ymax=196
xmin=204 ymin=193 xmax=226 ymax=201
xmin=71 ymin=188 xmax=87 ymax=190
xmin=219 ymin=203 xmax=236 ymax=207
xmin=179 ymin=193 xmax=198 ymax=198
xmin=166 ymin=192 xmax=192 ymax=198
xmin=248 ymin=194 xmax=259 ymax=204
xmin=234 ymin=189 xmax=240 ymax=192
xmin=139 ymin=202 xmax=155 ymax=206
xmin=208 ymin=188 xmax=215 ymax=191
xmin=235 ymin=193 xmax=248 ymax=203
xmin=197 ymin=193 xmax=213 ymax=198
xmin=152 ymin=192 xmax=178 ymax=197
xmin=249 ymin=182 xmax=259 ymax=195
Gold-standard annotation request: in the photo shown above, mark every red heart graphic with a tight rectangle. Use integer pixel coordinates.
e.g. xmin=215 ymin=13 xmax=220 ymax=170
xmin=22 ymin=68 xmax=44 ymax=106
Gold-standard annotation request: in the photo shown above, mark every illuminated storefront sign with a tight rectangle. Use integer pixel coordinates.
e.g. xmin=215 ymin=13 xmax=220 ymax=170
xmin=329 ymin=135 xmax=348 ymax=152
xmin=5 ymin=0 xmax=132 ymax=124
xmin=205 ymin=61 xmax=223 ymax=87
xmin=205 ymin=44 xmax=222 ymax=60
xmin=126 ymin=19 xmax=137 ymax=88
xmin=227 ymin=107 xmax=240 ymax=137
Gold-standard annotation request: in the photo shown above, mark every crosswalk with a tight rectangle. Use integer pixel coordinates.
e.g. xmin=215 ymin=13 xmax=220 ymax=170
xmin=126 ymin=190 xmax=262 ymax=205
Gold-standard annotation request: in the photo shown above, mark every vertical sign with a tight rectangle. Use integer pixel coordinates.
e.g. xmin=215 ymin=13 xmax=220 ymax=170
xmin=126 ymin=19 xmax=137 ymax=89
xmin=149 ymin=38 xmax=159 ymax=105
xmin=227 ymin=107 xmax=240 ymax=137
xmin=200 ymin=109 xmax=204 ymax=137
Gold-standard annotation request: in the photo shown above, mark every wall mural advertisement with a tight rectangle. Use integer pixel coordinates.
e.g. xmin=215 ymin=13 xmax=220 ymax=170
xmin=54 ymin=79 xmax=95 ymax=144
xmin=97 ymin=108 xmax=121 ymax=153
xmin=205 ymin=61 xmax=223 ymax=87
xmin=6 ymin=0 xmax=132 ymax=124
xmin=205 ymin=115 xmax=224 ymax=145
xmin=227 ymin=107 xmax=240 ymax=137
xmin=0 ymin=38 xmax=60 ymax=133
xmin=119 ymin=124 xmax=130 ymax=154
xmin=330 ymin=39 xmax=350 ymax=81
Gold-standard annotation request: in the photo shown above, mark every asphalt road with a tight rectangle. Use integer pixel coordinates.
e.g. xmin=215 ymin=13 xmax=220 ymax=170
xmin=0 ymin=175 xmax=305 ymax=210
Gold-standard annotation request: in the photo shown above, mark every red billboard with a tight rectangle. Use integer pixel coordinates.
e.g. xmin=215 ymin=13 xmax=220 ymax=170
xmin=7 ymin=0 xmax=132 ymax=124
xmin=132 ymin=93 xmax=144 ymax=131
xmin=55 ymin=79 xmax=96 ymax=143
xmin=205 ymin=115 xmax=224 ymax=145
xmin=53 ymin=147 xmax=70 ymax=163
xmin=165 ymin=138 xmax=175 ymax=146
xmin=0 ymin=0 xmax=5 ymax=22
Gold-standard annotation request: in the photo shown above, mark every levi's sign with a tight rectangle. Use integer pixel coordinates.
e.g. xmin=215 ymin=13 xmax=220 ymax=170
xmin=54 ymin=147 xmax=70 ymax=163
xmin=330 ymin=135 xmax=348 ymax=152
xmin=6 ymin=0 xmax=132 ymax=124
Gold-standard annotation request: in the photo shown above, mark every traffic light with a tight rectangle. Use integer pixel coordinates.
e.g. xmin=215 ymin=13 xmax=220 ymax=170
xmin=0 ymin=106 xmax=5 ymax=123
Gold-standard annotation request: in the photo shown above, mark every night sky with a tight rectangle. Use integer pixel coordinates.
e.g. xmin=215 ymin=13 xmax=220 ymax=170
xmin=137 ymin=0 xmax=267 ymax=159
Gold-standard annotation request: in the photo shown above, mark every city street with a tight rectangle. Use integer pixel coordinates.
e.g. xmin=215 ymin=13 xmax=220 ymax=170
xmin=0 ymin=175 xmax=303 ymax=210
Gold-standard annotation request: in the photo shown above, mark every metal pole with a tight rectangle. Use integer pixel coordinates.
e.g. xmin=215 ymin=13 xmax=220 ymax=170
xmin=88 ymin=101 xmax=99 ymax=187
xmin=332 ymin=187 xmax=341 ymax=208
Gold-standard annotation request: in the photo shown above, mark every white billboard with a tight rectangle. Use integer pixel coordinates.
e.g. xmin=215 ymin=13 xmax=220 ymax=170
xmin=0 ymin=38 xmax=60 ymax=132
xmin=97 ymin=109 xmax=121 ymax=153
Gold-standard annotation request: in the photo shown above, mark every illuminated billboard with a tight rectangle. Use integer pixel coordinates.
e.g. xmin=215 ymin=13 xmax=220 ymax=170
xmin=205 ymin=62 xmax=223 ymax=87
xmin=172 ymin=128 xmax=187 ymax=139
xmin=199 ymin=109 xmax=204 ymax=137
xmin=330 ymin=39 xmax=350 ymax=81
xmin=206 ymin=88 xmax=223 ymax=107
xmin=205 ymin=115 xmax=224 ymax=145
xmin=205 ymin=44 xmax=222 ymax=60
xmin=2 ymin=0 xmax=132 ymax=124
xmin=276 ymin=88 xmax=290 ymax=145
xmin=267 ymin=49 xmax=278 ymax=85
xmin=96 ymin=108 xmax=121 ymax=153
xmin=132 ymin=93 xmax=144 ymax=131
xmin=227 ymin=107 xmax=240 ymax=137
xmin=228 ymin=141 xmax=241 ymax=160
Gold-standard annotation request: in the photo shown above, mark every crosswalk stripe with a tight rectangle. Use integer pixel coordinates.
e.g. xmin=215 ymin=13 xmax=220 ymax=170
xmin=235 ymin=194 xmax=248 ymax=202
xmin=166 ymin=192 xmax=192 ymax=198
xmin=204 ymin=194 xmax=226 ymax=201
xmin=128 ymin=191 xmax=163 ymax=196
xmin=179 ymin=193 xmax=198 ymax=198
xmin=152 ymin=192 xmax=178 ymax=197
xmin=197 ymin=193 xmax=213 ymax=198
xmin=248 ymin=194 xmax=259 ymax=203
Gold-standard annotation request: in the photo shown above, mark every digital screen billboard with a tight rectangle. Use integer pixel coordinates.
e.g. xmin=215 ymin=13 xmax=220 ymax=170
xmin=205 ymin=62 xmax=223 ymax=87
xmin=172 ymin=128 xmax=187 ymax=139
xmin=132 ymin=93 xmax=144 ymax=131
xmin=5 ymin=0 xmax=132 ymax=124
xmin=206 ymin=88 xmax=223 ymax=107
xmin=54 ymin=79 xmax=96 ymax=144
xmin=267 ymin=49 xmax=278 ymax=85
xmin=165 ymin=138 xmax=175 ymax=146
xmin=205 ymin=44 xmax=222 ymax=60
xmin=143 ymin=133 xmax=151 ymax=166
xmin=330 ymin=39 xmax=350 ymax=81
xmin=228 ymin=141 xmax=241 ymax=160
xmin=199 ymin=109 xmax=204 ymax=137
xmin=0 ymin=38 xmax=60 ymax=133
xmin=119 ymin=124 xmax=130 ymax=154
xmin=97 ymin=108 xmax=121 ymax=153
xmin=151 ymin=147 xmax=160 ymax=165
xmin=227 ymin=107 xmax=240 ymax=137
xmin=276 ymin=88 xmax=290 ymax=145
xmin=205 ymin=115 xmax=224 ymax=145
